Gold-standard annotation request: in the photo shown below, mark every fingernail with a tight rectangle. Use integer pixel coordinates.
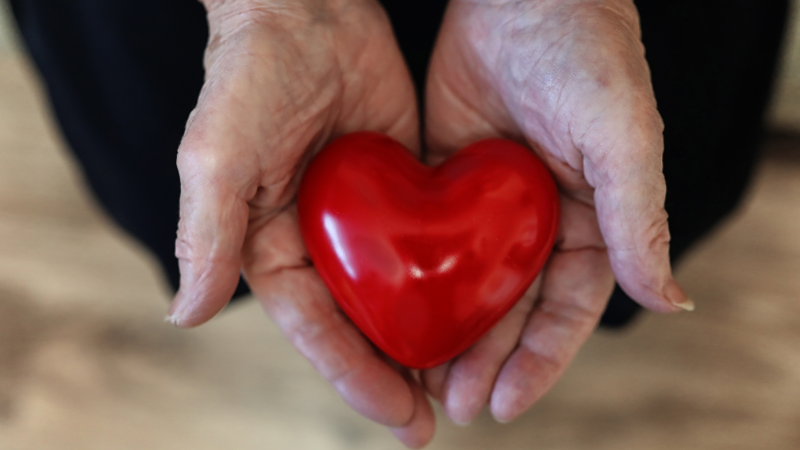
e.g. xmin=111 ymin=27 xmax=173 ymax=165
xmin=164 ymin=314 xmax=181 ymax=326
xmin=165 ymin=291 xmax=191 ymax=327
xmin=450 ymin=416 xmax=472 ymax=427
xmin=493 ymin=415 xmax=513 ymax=425
xmin=674 ymin=297 xmax=695 ymax=312
xmin=664 ymin=278 xmax=694 ymax=312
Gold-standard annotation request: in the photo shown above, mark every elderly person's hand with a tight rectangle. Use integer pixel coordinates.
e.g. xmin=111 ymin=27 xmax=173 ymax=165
xmin=420 ymin=0 xmax=692 ymax=425
xmin=167 ymin=0 xmax=691 ymax=446
xmin=166 ymin=0 xmax=434 ymax=446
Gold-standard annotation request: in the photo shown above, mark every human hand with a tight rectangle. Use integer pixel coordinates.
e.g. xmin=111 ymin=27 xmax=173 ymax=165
xmin=166 ymin=1 xmax=433 ymax=446
xmin=421 ymin=0 xmax=693 ymax=425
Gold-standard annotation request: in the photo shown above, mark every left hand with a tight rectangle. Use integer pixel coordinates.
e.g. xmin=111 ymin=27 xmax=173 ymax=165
xmin=169 ymin=1 xmax=433 ymax=446
xmin=421 ymin=0 xmax=692 ymax=425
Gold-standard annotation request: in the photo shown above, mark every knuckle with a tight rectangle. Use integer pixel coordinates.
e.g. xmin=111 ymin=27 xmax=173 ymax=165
xmin=177 ymin=141 xmax=228 ymax=180
xmin=174 ymin=227 xmax=201 ymax=262
xmin=174 ymin=234 xmax=192 ymax=261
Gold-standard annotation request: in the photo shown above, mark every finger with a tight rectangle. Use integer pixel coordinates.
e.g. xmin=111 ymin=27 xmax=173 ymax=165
xmin=390 ymin=374 xmax=436 ymax=449
xmin=167 ymin=109 xmax=259 ymax=327
xmin=435 ymin=192 xmax=595 ymax=425
xmin=578 ymin=101 xmax=692 ymax=313
xmin=252 ymin=266 xmax=416 ymax=426
xmin=166 ymin=26 xmax=288 ymax=327
xmin=490 ymin=248 xmax=614 ymax=422
xmin=242 ymin=209 xmax=415 ymax=426
xmin=421 ymin=361 xmax=451 ymax=401
xmin=435 ymin=276 xmax=541 ymax=426
xmin=532 ymin=14 xmax=693 ymax=313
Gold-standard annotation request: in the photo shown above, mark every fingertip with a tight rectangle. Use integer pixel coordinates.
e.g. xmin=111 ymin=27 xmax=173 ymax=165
xmin=443 ymin=376 xmax=482 ymax=427
xmin=488 ymin=383 xmax=521 ymax=424
xmin=445 ymin=406 xmax=475 ymax=427
xmin=664 ymin=277 xmax=694 ymax=312
xmin=438 ymin=281 xmax=540 ymax=428
xmin=616 ymin=274 xmax=693 ymax=314
xmin=166 ymin=266 xmax=241 ymax=327
xmin=390 ymin=381 xmax=436 ymax=449
xmin=164 ymin=298 xmax=226 ymax=328
xmin=487 ymin=349 xmax=542 ymax=424
xmin=166 ymin=294 xmax=222 ymax=328
xmin=490 ymin=401 xmax=516 ymax=425
xmin=489 ymin=389 xmax=525 ymax=425
xmin=166 ymin=290 xmax=195 ymax=328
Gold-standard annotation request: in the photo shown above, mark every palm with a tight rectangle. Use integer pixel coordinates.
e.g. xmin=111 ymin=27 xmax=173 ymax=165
xmin=421 ymin=0 xmax=680 ymax=424
xmin=171 ymin=4 xmax=433 ymax=446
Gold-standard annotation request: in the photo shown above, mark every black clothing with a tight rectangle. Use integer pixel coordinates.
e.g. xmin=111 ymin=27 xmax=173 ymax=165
xmin=7 ymin=0 xmax=790 ymax=326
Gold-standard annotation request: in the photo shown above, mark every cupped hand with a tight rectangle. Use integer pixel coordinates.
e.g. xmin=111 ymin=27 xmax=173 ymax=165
xmin=167 ymin=1 xmax=433 ymax=446
xmin=421 ymin=0 xmax=693 ymax=425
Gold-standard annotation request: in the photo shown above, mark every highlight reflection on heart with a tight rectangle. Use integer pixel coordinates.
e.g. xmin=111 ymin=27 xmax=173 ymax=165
xmin=298 ymin=132 xmax=559 ymax=368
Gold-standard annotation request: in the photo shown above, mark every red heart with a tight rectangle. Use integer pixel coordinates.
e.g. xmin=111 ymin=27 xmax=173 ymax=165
xmin=298 ymin=132 xmax=559 ymax=369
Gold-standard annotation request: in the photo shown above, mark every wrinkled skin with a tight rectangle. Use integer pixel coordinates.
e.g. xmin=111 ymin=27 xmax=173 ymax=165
xmin=171 ymin=1 xmax=434 ymax=445
xmin=168 ymin=0 xmax=692 ymax=447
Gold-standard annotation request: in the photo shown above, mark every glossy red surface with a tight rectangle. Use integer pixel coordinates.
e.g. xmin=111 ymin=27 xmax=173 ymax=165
xmin=297 ymin=132 xmax=560 ymax=369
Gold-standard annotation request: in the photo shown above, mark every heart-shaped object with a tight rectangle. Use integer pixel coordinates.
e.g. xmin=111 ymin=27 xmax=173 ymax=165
xmin=298 ymin=132 xmax=559 ymax=369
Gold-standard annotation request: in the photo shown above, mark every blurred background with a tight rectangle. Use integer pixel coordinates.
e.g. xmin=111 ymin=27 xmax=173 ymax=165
xmin=2 ymin=2 xmax=800 ymax=450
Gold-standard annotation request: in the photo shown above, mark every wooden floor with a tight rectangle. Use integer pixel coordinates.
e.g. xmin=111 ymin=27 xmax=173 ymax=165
xmin=2 ymin=31 xmax=800 ymax=450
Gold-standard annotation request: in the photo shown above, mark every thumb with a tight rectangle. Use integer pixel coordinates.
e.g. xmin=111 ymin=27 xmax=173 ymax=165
xmin=166 ymin=104 xmax=259 ymax=327
xmin=583 ymin=106 xmax=694 ymax=313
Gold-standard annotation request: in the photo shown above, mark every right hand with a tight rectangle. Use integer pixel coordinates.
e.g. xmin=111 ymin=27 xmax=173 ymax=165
xmin=167 ymin=1 xmax=433 ymax=446
xmin=420 ymin=0 xmax=691 ymax=426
